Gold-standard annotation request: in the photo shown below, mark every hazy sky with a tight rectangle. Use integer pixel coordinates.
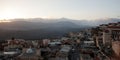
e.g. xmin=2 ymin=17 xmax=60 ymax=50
xmin=0 ymin=0 xmax=120 ymax=20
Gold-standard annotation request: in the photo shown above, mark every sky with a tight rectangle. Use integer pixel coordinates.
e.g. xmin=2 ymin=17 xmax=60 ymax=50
xmin=0 ymin=0 xmax=120 ymax=20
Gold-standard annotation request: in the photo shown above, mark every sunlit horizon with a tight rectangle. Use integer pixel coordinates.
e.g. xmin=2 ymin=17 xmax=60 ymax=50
xmin=0 ymin=20 xmax=11 ymax=23
xmin=0 ymin=0 xmax=120 ymax=20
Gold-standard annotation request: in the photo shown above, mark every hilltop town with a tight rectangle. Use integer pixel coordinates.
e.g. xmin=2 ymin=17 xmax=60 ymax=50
xmin=0 ymin=22 xmax=120 ymax=60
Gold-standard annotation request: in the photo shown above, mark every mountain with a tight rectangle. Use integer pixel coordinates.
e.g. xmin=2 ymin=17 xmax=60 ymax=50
xmin=0 ymin=18 xmax=119 ymax=40
xmin=0 ymin=20 xmax=81 ymax=30
xmin=0 ymin=20 xmax=83 ymax=40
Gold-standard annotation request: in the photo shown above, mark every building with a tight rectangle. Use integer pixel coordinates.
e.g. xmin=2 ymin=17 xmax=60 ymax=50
xmin=91 ymin=22 xmax=120 ymax=59
xmin=92 ymin=22 xmax=120 ymax=46
xmin=102 ymin=22 xmax=120 ymax=45
xmin=16 ymin=47 xmax=41 ymax=60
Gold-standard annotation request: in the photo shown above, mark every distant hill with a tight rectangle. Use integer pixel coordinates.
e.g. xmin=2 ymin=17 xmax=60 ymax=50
xmin=0 ymin=18 xmax=119 ymax=40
